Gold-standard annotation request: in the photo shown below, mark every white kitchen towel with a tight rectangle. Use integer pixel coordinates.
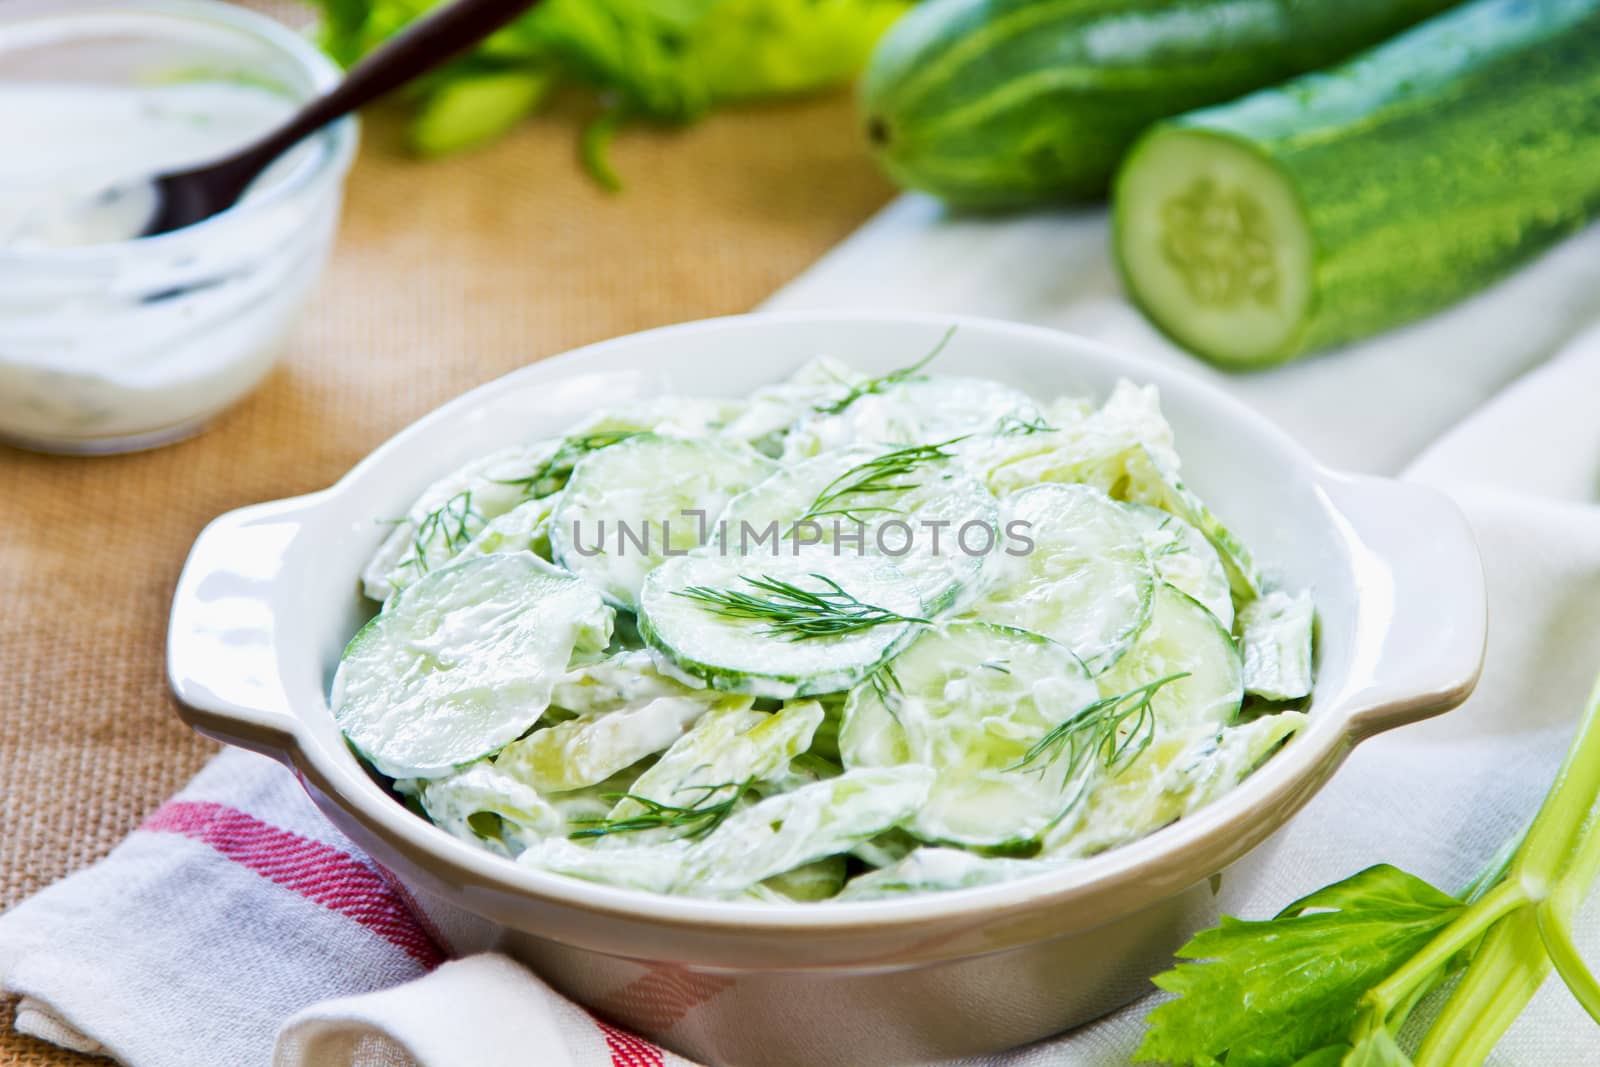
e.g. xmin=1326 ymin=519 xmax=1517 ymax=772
xmin=5 ymin=194 xmax=1600 ymax=1066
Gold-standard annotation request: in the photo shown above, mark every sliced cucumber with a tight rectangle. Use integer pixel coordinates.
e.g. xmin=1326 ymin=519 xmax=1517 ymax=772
xmin=761 ymin=854 xmax=848 ymax=901
xmin=678 ymin=766 xmax=934 ymax=896
xmin=496 ymin=693 xmax=752 ymax=794
xmin=714 ymin=445 xmax=998 ymax=612
xmin=782 ymin=375 xmax=1038 ymax=462
xmin=963 ymin=483 xmax=1154 ymax=672
xmin=840 ymin=622 xmax=1100 ymax=848
xmin=637 ymin=549 xmax=925 ymax=699
xmin=719 ymin=357 xmax=871 ymax=454
xmin=332 ymin=552 xmax=613 ymax=779
xmin=1238 ymin=589 xmax=1315 ymax=700
xmin=419 ymin=760 xmax=564 ymax=857
xmin=454 ymin=494 xmax=560 ymax=564
xmin=362 ymin=440 xmax=564 ymax=602
xmin=1122 ymin=502 xmax=1233 ymax=628
xmin=603 ymin=700 xmax=826 ymax=841
xmin=835 ymin=847 xmax=1056 ymax=901
xmin=1097 ymin=581 xmax=1244 ymax=732
xmin=571 ymin=395 xmax=747 ymax=439
xmin=550 ymin=434 xmax=777 ymax=609
xmin=1044 ymin=582 xmax=1245 ymax=856
xmin=1116 ymin=130 xmax=1315 ymax=367
xmin=550 ymin=648 xmax=712 ymax=716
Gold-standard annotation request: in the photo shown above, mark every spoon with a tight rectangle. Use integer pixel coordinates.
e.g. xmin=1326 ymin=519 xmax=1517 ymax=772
xmin=59 ymin=0 xmax=545 ymax=242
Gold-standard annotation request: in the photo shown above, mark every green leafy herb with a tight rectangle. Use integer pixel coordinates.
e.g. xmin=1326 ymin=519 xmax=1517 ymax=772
xmin=1139 ymin=671 xmax=1600 ymax=1067
xmin=393 ymin=489 xmax=483 ymax=580
xmin=995 ymin=413 xmax=1057 ymax=436
xmin=312 ymin=0 xmax=908 ymax=178
xmin=568 ymin=779 xmax=753 ymax=840
xmin=813 ymin=326 xmax=956 ymax=416
xmin=675 ymin=573 xmax=928 ymax=640
xmin=799 ymin=435 xmax=967 ymax=524
xmin=495 ymin=430 xmax=638 ymax=498
xmin=1010 ymin=673 xmax=1189 ymax=787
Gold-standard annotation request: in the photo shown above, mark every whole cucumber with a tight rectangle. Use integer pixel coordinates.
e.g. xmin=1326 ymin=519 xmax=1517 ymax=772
xmin=1113 ymin=0 xmax=1600 ymax=368
xmin=861 ymin=0 xmax=1461 ymax=209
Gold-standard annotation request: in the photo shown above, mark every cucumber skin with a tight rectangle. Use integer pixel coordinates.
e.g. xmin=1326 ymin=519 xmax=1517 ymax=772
xmin=1118 ymin=0 xmax=1600 ymax=366
xmin=861 ymin=0 xmax=1461 ymax=209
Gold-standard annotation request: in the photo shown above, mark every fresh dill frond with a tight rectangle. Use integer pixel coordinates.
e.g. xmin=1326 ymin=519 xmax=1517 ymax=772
xmin=869 ymin=663 xmax=905 ymax=722
xmin=813 ymin=326 xmax=957 ymax=416
xmin=567 ymin=779 xmax=753 ymax=841
xmin=395 ymin=490 xmax=483 ymax=579
xmin=495 ymin=430 xmax=640 ymax=497
xmin=675 ymin=573 xmax=929 ymax=641
xmin=1009 ymin=673 xmax=1190 ymax=789
xmin=981 ymin=660 xmax=1012 ymax=674
xmin=995 ymin=413 xmax=1057 ymax=436
xmin=799 ymin=435 xmax=968 ymax=524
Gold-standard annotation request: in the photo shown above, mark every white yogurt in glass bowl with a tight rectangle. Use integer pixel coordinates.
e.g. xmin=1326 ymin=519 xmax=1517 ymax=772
xmin=0 ymin=0 xmax=358 ymax=454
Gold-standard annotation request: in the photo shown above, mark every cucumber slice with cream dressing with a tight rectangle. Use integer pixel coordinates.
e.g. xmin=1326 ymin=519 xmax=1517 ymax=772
xmin=963 ymin=484 xmax=1155 ymax=672
xmin=550 ymin=434 xmax=776 ymax=609
xmin=333 ymin=552 xmax=613 ymax=779
xmin=637 ymin=549 xmax=926 ymax=699
xmin=840 ymin=622 xmax=1100 ymax=848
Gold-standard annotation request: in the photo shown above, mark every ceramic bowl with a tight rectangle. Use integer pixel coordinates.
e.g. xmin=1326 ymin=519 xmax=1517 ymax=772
xmin=168 ymin=312 xmax=1485 ymax=1066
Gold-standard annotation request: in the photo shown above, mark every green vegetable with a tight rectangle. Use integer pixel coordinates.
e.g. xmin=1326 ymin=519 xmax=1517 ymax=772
xmin=1139 ymin=670 xmax=1600 ymax=1066
xmin=1114 ymin=0 xmax=1600 ymax=368
xmin=312 ymin=0 xmax=908 ymax=178
xmin=860 ymin=0 xmax=1459 ymax=210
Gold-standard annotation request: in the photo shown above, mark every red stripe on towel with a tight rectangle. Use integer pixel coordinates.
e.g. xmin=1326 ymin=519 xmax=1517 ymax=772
xmin=594 ymin=1017 xmax=667 ymax=1067
xmin=141 ymin=800 xmax=445 ymax=969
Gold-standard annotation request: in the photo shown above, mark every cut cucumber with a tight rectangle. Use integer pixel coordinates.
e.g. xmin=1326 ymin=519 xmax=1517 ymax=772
xmin=637 ymin=549 xmax=926 ymax=699
xmin=419 ymin=760 xmax=564 ymax=857
xmin=362 ymin=440 xmax=564 ymax=602
xmin=1238 ymin=589 xmax=1315 ymax=701
xmin=678 ymin=766 xmax=934 ymax=896
xmin=571 ymin=395 xmax=747 ymax=439
xmin=1043 ymin=581 xmax=1246 ymax=856
xmin=714 ymin=444 xmax=998 ymax=612
xmin=782 ymin=374 xmax=1038 ymax=462
xmin=603 ymin=700 xmax=825 ymax=841
xmin=496 ymin=693 xmax=751 ymax=794
xmin=963 ymin=483 xmax=1154 ymax=672
xmin=550 ymin=434 xmax=777 ymax=609
xmin=840 ymin=622 xmax=1100 ymax=848
xmin=1096 ymin=581 xmax=1244 ymax=734
xmin=550 ymin=648 xmax=712 ymax=717
xmin=1122 ymin=502 xmax=1233 ymax=629
xmin=333 ymin=552 xmax=613 ymax=779
xmin=835 ymin=847 xmax=1055 ymax=900
xmin=1115 ymin=0 xmax=1600 ymax=366
xmin=761 ymin=854 xmax=849 ymax=901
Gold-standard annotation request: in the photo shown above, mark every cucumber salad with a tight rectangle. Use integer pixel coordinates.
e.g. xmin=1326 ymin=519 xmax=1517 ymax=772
xmin=333 ymin=337 xmax=1315 ymax=902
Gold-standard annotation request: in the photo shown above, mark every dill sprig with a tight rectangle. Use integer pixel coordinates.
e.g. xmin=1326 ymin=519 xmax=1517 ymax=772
xmin=869 ymin=663 xmax=905 ymax=722
xmin=813 ymin=326 xmax=957 ymax=417
xmin=675 ymin=573 xmax=929 ymax=641
xmin=799 ymin=435 xmax=968 ymax=524
xmin=995 ymin=413 xmax=1057 ymax=436
xmin=495 ymin=430 xmax=640 ymax=497
xmin=395 ymin=490 xmax=483 ymax=578
xmin=1009 ymin=673 xmax=1190 ymax=788
xmin=567 ymin=779 xmax=753 ymax=841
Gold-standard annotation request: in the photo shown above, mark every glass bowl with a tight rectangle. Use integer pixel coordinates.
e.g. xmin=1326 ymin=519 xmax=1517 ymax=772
xmin=0 ymin=0 xmax=358 ymax=454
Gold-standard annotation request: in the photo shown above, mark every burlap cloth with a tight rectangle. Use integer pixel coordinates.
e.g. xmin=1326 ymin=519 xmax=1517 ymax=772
xmin=0 ymin=8 xmax=892 ymax=1058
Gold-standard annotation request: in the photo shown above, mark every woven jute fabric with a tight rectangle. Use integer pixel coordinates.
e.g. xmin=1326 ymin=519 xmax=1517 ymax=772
xmin=0 ymin=8 xmax=891 ymax=1058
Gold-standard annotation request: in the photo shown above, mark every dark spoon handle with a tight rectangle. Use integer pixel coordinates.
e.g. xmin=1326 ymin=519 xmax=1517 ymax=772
xmin=184 ymin=0 xmax=543 ymax=202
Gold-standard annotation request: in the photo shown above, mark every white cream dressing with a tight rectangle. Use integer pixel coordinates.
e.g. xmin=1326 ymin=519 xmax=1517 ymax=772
xmin=0 ymin=81 xmax=331 ymax=449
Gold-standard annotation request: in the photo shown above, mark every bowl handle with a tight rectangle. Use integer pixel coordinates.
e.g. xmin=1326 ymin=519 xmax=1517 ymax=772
xmin=1318 ymin=472 xmax=1487 ymax=740
xmin=166 ymin=494 xmax=323 ymax=758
